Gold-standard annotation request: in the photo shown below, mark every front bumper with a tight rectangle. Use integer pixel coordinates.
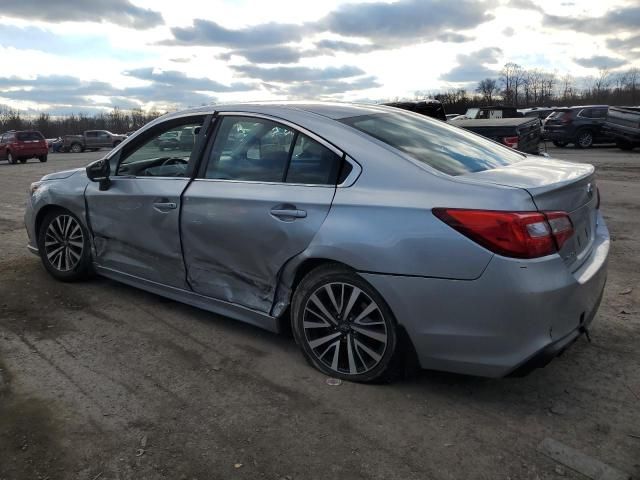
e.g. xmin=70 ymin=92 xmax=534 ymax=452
xmin=361 ymin=213 xmax=609 ymax=378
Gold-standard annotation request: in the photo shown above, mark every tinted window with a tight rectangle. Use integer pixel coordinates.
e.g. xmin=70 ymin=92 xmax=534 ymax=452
xmin=286 ymin=134 xmax=342 ymax=185
xmin=205 ymin=116 xmax=295 ymax=182
xmin=341 ymin=111 xmax=525 ymax=176
xmin=593 ymin=108 xmax=608 ymax=118
xmin=116 ymin=120 xmax=203 ymax=177
xmin=579 ymin=109 xmax=593 ymax=118
xmin=16 ymin=131 xmax=44 ymax=141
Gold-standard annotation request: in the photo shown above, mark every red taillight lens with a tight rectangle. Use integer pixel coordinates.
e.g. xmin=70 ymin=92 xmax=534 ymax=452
xmin=561 ymin=111 xmax=572 ymax=124
xmin=433 ymin=208 xmax=574 ymax=259
xmin=502 ymin=136 xmax=519 ymax=149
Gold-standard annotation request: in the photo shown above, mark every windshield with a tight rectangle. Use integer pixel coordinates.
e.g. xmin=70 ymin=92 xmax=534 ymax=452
xmin=340 ymin=111 xmax=525 ymax=176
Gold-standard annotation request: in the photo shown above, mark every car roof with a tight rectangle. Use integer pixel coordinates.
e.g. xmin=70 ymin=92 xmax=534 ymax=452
xmin=163 ymin=101 xmax=395 ymax=122
xmin=569 ymin=105 xmax=609 ymax=109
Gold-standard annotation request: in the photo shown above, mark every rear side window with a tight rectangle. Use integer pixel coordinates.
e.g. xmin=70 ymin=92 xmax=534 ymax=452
xmin=17 ymin=131 xmax=44 ymax=141
xmin=341 ymin=111 xmax=524 ymax=176
xmin=579 ymin=109 xmax=593 ymax=118
xmin=286 ymin=134 xmax=342 ymax=185
xmin=593 ymin=108 xmax=608 ymax=118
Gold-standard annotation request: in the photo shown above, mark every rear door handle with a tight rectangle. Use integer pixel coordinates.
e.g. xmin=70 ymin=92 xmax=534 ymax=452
xmin=270 ymin=208 xmax=307 ymax=219
xmin=153 ymin=202 xmax=177 ymax=212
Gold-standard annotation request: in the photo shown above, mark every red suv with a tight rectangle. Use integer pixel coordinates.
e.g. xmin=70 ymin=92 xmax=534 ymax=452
xmin=0 ymin=130 xmax=48 ymax=164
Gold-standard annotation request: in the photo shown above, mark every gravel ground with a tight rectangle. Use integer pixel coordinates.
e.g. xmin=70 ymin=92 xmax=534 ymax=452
xmin=0 ymin=146 xmax=638 ymax=480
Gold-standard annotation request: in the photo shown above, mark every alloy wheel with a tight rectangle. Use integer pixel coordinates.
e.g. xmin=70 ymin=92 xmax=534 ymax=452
xmin=44 ymin=215 xmax=84 ymax=272
xmin=578 ymin=132 xmax=593 ymax=148
xmin=302 ymin=282 xmax=388 ymax=376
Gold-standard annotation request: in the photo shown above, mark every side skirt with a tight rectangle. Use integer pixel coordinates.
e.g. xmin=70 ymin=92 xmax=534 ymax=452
xmin=94 ymin=265 xmax=280 ymax=333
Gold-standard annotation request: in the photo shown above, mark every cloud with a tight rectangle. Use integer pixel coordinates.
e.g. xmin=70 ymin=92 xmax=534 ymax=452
xmin=314 ymin=39 xmax=381 ymax=54
xmin=123 ymin=67 xmax=255 ymax=92
xmin=543 ymin=5 xmax=640 ymax=33
xmin=436 ymin=32 xmax=474 ymax=43
xmin=284 ymin=76 xmax=382 ymax=98
xmin=440 ymin=47 xmax=502 ymax=82
xmin=162 ymin=19 xmax=304 ymax=47
xmin=508 ymin=0 xmax=544 ymax=13
xmin=162 ymin=0 xmax=493 ymax=50
xmin=0 ymin=0 xmax=163 ymax=29
xmin=573 ymin=55 xmax=627 ymax=69
xmin=502 ymin=27 xmax=515 ymax=37
xmin=607 ymin=34 xmax=640 ymax=59
xmin=318 ymin=0 xmax=494 ymax=45
xmin=218 ymin=46 xmax=305 ymax=64
xmin=230 ymin=65 xmax=365 ymax=83
xmin=0 ymin=73 xmax=233 ymax=111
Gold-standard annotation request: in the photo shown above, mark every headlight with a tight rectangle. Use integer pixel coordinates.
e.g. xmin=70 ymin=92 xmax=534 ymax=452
xmin=29 ymin=182 xmax=42 ymax=194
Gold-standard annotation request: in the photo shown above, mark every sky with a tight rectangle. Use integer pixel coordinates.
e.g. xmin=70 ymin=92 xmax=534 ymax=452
xmin=0 ymin=0 xmax=639 ymax=115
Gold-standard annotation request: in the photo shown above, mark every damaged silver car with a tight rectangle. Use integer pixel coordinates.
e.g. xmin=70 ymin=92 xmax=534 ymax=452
xmin=25 ymin=102 xmax=609 ymax=382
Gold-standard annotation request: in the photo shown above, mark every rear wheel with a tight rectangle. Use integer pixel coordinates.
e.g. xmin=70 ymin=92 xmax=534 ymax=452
xmin=70 ymin=143 xmax=83 ymax=153
xmin=19 ymin=158 xmax=27 ymax=164
xmin=39 ymin=155 xmax=48 ymax=162
xmin=291 ymin=265 xmax=400 ymax=383
xmin=552 ymin=140 xmax=568 ymax=147
xmin=37 ymin=210 xmax=92 ymax=282
xmin=575 ymin=130 xmax=593 ymax=148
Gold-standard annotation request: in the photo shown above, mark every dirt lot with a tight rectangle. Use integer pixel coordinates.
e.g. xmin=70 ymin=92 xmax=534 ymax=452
xmin=0 ymin=146 xmax=638 ymax=480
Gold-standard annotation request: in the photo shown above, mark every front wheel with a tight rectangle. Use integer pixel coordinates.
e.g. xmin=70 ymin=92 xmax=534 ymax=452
xmin=37 ymin=210 xmax=92 ymax=282
xmin=575 ymin=130 xmax=593 ymax=148
xmin=291 ymin=265 xmax=400 ymax=383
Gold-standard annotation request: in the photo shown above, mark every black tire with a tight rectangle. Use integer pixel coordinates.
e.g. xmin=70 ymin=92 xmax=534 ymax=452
xmin=19 ymin=158 xmax=27 ymax=164
xmin=575 ymin=130 xmax=593 ymax=148
xmin=616 ymin=140 xmax=634 ymax=151
xmin=37 ymin=209 xmax=92 ymax=282
xmin=39 ymin=155 xmax=48 ymax=162
xmin=291 ymin=265 xmax=401 ymax=383
xmin=70 ymin=143 xmax=83 ymax=153
xmin=7 ymin=152 xmax=16 ymax=164
xmin=552 ymin=140 xmax=568 ymax=147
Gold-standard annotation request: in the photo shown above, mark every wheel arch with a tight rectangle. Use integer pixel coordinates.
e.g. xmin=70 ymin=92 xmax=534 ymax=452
xmin=35 ymin=204 xmax=69 ymax=237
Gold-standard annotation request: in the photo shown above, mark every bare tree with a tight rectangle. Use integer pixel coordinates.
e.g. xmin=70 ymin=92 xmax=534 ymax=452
xmin=476 ymin=78 xmax=499 ymax=104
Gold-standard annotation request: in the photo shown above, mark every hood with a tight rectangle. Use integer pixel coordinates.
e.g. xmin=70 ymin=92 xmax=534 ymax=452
xmin=41 ymin=168 xmax=83 ymax=181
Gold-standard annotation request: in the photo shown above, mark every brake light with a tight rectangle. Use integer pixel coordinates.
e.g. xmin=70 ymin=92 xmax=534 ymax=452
xmin=502 ymin=136 xmax=519 ymax=149
xmin=561 ymin=111 xmax=572 ymax=124
xmin=433 ymin=208 xmax=574 ymax=259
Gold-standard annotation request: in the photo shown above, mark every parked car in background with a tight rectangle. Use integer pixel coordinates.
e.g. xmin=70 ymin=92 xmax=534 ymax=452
xmin=0 ymin=130 xmax=48 ymax=163
xmin=154 ymin=127 xmax=198 ymax=151
xmin=464 ymin=106 xmax=523 ymax=119
xmin=63 ymin=130 xmax=126 ymax=153
xmin=383 ymin=100 xmax=447 ymax=121
xmin=25 ymin=102 xmax=608 ymax=383
xmin=453 ymin=117 xmax=541 ymax=154
xmin=601 ymin=106 xmax=640 ymax=151
xmin=543 ymin=105 xmax=612 ymax=148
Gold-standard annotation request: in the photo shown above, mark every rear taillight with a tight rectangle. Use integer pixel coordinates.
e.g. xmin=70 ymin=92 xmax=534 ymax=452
xmin=502 ymin=136 xmax=519 ymax=149
xmin=561 ymin=112 xmax=572 ymax=124
xmin=433 ymin=208 xmax=574 ymax=259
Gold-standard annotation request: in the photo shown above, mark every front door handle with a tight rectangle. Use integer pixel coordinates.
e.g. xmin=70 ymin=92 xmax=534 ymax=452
xmin=270 ymin=208 xmax=307 ymax=220
xmin=153 ymin=201 xmax=177 ymax=212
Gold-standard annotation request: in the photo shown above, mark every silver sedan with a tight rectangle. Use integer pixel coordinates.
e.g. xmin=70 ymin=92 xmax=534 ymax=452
xmin=24 ymin=102 xmax=609 ymax=382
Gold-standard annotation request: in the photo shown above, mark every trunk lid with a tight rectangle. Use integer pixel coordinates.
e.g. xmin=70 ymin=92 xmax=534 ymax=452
xmin=461 ymin=158 xmax=598 ymax=271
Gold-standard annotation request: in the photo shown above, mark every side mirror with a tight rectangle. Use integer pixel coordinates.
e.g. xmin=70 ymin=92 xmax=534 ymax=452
xmin=86 ymin=158 xmax=111 ymax=191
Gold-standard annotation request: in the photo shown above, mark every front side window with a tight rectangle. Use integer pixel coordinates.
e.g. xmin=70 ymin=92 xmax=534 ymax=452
xmin=205 ymin=116 xmax=295 ymax=182
xmin=341 ymin=111 xmax=525 ymax=176
xmin=86 ymin=131 xmax=98 ymax=138
xmin=116 ymin=120 xmax=203 ymax=177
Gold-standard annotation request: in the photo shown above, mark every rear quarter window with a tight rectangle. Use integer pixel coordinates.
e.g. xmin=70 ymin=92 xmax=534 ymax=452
xmin=16 ymin=131 xmax=44 ymax=141
xmin=340 ymin=111 xmax=525 ymax=176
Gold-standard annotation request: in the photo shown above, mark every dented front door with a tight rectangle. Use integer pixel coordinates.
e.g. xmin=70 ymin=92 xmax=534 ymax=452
xmin=85 ymin=177 xmax=190 ymax=289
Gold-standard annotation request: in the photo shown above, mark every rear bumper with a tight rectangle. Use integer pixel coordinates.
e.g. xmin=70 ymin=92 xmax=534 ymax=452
xmin=361 ymin=213 xmax=609 ymax=378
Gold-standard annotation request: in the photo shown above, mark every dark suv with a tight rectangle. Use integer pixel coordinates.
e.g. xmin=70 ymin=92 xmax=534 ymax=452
xmin=543 ymin=105 xmax=613 ymax=148
xmin=0 ymin=130 xmax=48 ymax=164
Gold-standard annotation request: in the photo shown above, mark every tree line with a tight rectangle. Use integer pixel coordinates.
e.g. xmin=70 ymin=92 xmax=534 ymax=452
xmin=423 ymin=64 xmax=640 ymax=114
xmin=0 ymin=106 xmax=164 ymax=138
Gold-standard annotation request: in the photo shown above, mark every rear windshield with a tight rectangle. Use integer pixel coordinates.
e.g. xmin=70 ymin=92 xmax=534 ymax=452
xmin=340 ymin=111 xmax=525 ymax=176
xmin=17 ymin=131 xmax=44 ymax=141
